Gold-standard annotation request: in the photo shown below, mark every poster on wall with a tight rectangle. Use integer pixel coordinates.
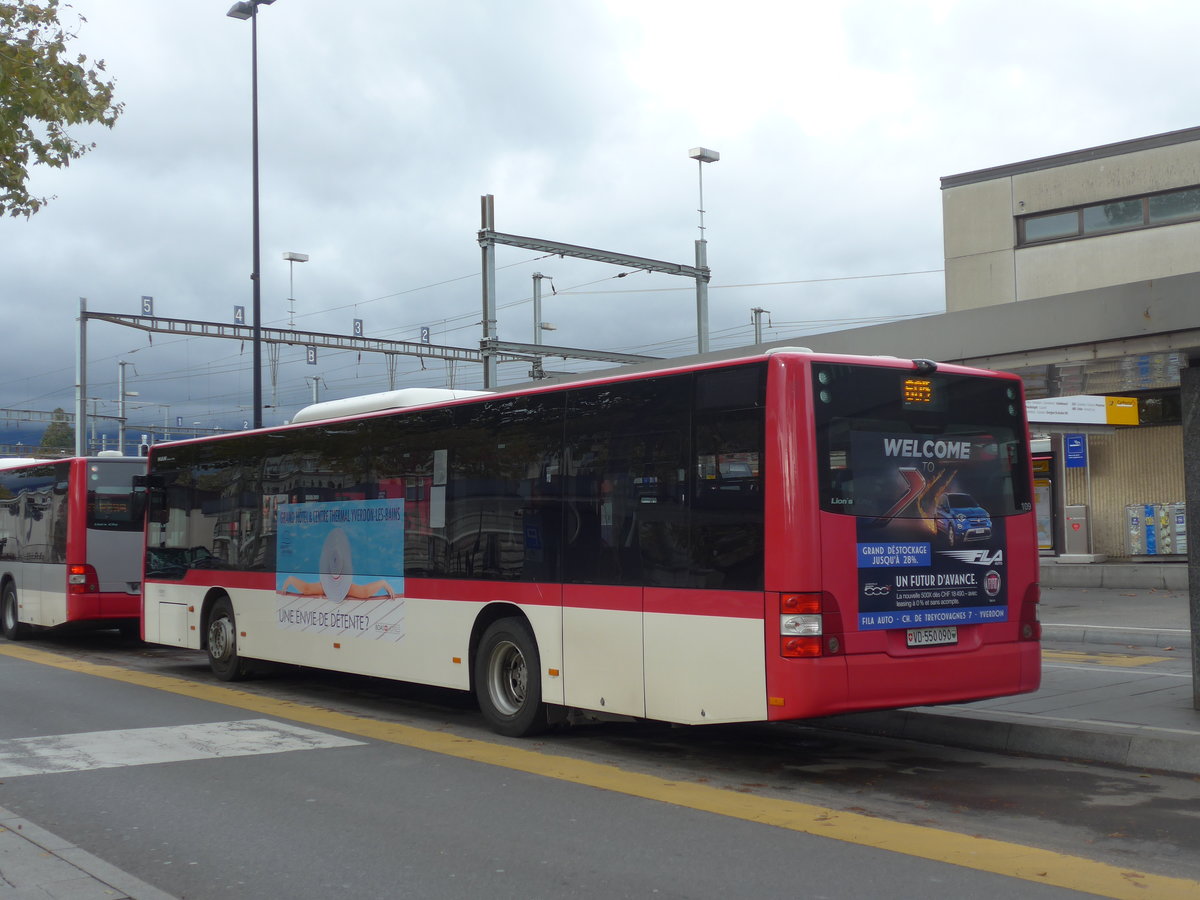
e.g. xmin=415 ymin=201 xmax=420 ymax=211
xmin=852 ymin=432 xmax=1009 ymax=633
xmin=1034 ymin=478 xmax=1054 ymax=551
xmin=275 ymin=499 xmax=407 ymax=642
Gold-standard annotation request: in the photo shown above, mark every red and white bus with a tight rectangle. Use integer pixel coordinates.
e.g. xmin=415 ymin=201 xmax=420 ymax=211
xmin=138 ymin=349 xmax=1040 ymax=735
xmin=1 ymin=456 xmax=146 ymax=640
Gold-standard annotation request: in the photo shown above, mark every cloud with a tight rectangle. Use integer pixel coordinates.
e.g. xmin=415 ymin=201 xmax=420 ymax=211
xmin=3 ymin=0 xmax=1199 ymax=438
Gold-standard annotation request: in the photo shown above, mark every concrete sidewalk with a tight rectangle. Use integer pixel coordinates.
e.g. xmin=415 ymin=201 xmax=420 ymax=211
xmin=828 ymin=585 xmax=1200 ymax=777
xmin=0 ymin=805 xmax=176 ymax=900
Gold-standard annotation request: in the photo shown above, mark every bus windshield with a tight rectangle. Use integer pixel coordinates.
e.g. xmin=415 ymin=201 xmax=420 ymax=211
xmin=814 ymin=364 xmax=1031 ymax=521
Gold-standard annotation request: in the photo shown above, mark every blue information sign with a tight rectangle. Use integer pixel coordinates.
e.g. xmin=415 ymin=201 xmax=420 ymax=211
xmin=1065 ymin=433 xmax=1087 ymax=468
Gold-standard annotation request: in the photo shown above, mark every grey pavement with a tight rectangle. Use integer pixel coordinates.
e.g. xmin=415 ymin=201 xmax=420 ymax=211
xmin=1 ymin=570 xmax=1196 ymax=899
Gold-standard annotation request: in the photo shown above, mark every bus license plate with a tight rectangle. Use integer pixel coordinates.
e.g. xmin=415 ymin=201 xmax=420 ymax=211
xmin=906 ymin=626 xmax=958 ymax=648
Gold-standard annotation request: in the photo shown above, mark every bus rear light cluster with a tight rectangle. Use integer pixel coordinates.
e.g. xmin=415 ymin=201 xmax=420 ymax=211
xmin=67 ymin=564 xmax=99 ymax=595
xmin=780 ymin=593 xmax=823 ymax=658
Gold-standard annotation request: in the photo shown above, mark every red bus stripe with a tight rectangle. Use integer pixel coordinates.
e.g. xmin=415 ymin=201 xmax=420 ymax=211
xmin=159 ymin=573 xmax=763 ymax=619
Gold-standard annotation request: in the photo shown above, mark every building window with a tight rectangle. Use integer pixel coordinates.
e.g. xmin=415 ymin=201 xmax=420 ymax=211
xmin=1149 ymin=187 xmax=1200 ymax=224
xmin=1023 ymin=211 xmax=1078 ymax=242
xmin=1018 ymin=185 xmax=1200 ymax=246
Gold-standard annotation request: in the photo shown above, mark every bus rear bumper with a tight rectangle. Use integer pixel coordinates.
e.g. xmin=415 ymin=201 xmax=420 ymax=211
xmin=67 ymin=592 xmax=141 ymax=622
xmin=766 ymin=640 xmax=1041 ymax=721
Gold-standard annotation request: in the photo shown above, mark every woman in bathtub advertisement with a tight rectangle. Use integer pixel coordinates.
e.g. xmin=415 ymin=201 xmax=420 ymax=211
xmin=275 ymin=498 xmax=407 ymax=641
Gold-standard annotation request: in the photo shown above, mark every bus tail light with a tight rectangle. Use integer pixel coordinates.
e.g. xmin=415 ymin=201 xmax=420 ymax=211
xmin=780 ymin=593 xmax=823 ymax=658
xmin=68 ymin=564 xmax=99 ymax=595
xmin=1018 ymin=582 xmax=1041 ymax=641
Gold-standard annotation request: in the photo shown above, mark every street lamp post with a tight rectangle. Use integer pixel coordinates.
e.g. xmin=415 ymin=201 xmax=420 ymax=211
xmin=531 ymin=272 xmax=556 ymax=345
xmin=689 ymin=147 xmax=719 ymax=354
xmin=227 ymin=0 xmax=276 ymax=430
xmin=283 ymin=251 xmax=309 ymax=327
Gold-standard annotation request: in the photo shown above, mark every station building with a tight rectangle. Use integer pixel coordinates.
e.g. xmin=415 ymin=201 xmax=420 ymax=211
xmin=940 ymin=126 xmax=1200 ymax=570
xmin=750 ymin=126 xmax=1200 ymax=581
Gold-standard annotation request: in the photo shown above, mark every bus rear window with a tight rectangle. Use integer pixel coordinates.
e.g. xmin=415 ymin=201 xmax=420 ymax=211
xmin=87 ymin=463 xmax=142 ymax=531
xmin=813 ymin=364 xmax=1031 ymax=518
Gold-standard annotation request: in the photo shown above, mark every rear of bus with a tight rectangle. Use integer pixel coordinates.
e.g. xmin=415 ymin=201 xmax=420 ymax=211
xmin=68 ymin=457 xmax=144 ymax=628
xmin=764 ymin=353 xmax=1040 ymax=719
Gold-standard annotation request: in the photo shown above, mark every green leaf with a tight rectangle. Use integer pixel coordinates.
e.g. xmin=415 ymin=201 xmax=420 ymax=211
xmin=0 ymin=0 xmax=123 ymax=217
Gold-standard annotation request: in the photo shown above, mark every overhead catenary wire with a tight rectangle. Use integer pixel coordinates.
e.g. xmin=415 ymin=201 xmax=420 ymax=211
xmin=9 ymin=264 xmax=943 ymax=419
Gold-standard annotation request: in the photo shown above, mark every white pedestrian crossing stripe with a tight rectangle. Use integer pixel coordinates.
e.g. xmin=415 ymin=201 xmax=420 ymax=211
xmin=0 ymin=719 xmax=363 ymax=778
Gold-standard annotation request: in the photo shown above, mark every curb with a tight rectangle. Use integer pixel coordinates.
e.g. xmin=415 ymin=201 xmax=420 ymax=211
xmin=815 ymin=707 xmax=1200 ymax=777
xmin=0 ymin=806 xmax=177 ymax=900
xmin=1038 ymin=562 xmax=1188 ymax=591
xmin=1041 ymin=623 xmax=1191 ymax=649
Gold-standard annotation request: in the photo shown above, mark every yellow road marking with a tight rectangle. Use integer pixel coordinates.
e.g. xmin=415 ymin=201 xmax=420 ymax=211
xmin=1043 ymin=649 xmax=1171 ymax=667
xmin=4 ymin=643 xmax=1198 ymax=900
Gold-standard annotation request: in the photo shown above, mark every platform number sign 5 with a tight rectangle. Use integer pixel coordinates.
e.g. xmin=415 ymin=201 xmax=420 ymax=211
xmin=141 ymin=295 xmax=154 ymax=316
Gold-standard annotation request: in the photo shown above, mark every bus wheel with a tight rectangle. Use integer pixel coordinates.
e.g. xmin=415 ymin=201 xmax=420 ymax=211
xmin=475 ymin=618 xmax=547 ymax=737
xmin=207 ymin=596 xmax=251 ymax=681
xmin=2 ymin=585 xmax=30 ymax=641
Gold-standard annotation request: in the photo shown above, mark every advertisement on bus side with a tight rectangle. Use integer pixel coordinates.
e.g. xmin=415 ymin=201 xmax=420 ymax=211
xmin=851 ymin=431 xmax=1009 ymax=631
xmin=274 ymin=499 xmax=407 ymax=641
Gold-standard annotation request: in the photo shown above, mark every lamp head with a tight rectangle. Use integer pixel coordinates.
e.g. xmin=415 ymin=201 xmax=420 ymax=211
xmin=227 ymin=0 xmax=274 ymax=19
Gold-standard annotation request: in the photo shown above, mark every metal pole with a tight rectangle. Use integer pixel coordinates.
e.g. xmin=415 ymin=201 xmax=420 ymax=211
xmin=268 ymin=343 xmax=279 ymax=411
xmin=480 ymin=194 xmax=498 ymax=388
xmin=532 ymin=272 xmax=544 ymax=346
xmin=695 ymin=238 xmax=709 ymax=354
xmin=250 ymin=5 xmax=263 ymax=428
xmin=117 ymin=360 xmax=128 ymax=455
xmin=687 ymin=151 xmax=718 ymax=354
xmin=1181 ymin=362 xmax=1200 ymax=710
xmin=1085 ymin=434 xmax=1094 ymax=555
xmin=752 ymin=307 xmax=770 ymax=345
xmin=75 ymin=298 xmax=87 ymax=457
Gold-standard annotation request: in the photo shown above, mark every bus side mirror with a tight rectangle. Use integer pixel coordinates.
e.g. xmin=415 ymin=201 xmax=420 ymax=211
xmin=132 ymin=475 xmax=169 ymax=525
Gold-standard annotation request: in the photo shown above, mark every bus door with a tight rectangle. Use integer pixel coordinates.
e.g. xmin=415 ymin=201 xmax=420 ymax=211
xmin=560 ymin=466 xmax=647 ymax=719
xmin=560 ymin=382 xmax=692 ymax=721
xmin=23 ymin=469 xmax=67 ymax=624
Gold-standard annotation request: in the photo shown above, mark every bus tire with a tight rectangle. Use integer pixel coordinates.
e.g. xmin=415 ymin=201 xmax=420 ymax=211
xmin=1 ymin=584 xmax=30 ymax=641
xmin=475 ymin=618 xmax=547 ymax=737
xmin=207 ymin=596 xmax=252 ymax=681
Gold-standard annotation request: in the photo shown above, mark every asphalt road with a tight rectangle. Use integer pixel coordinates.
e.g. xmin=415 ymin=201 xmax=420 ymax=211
xmin=1 ymin=630 xmax=1198 ymax=900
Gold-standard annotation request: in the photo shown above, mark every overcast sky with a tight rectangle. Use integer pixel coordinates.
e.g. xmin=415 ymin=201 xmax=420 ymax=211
xmin=5 ymin=0 xmax=1200 ymax=437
